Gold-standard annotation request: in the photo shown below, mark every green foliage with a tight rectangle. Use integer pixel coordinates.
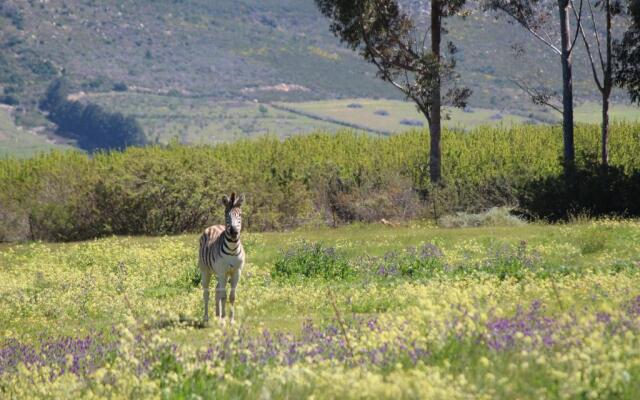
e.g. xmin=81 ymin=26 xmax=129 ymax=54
xmin=518 ymin=156 xmax=640 ymax=220
xmin=0 ymin=94 xmax=18 ymax=105
xmin=2 ymin=122 xmax=640 ymax=241
xmin=576 ymin=228 xmax=608 ymax=255
xmin=615 ymin=1 xmax=640 ymax=104
xmin=438 ymin=207 xmax=526 ymax=228
xmin=41 ymin=79 xmax=147 ymax=151
xmin=272 ymin=241 xmax=355 ymax=280
xmin=365 ymin=244 xmax=446 ymax=279
xmin=112 ymin=82 xmax=128 ymax=92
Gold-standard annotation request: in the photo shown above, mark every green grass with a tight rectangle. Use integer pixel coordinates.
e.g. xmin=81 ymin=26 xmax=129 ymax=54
xmin=2 ymin=220 xmax=639 ymax=338
xmin=0 ymin=106 xmax=69 ymax=158
xmin=276 ymin=98 xmax=530 ymax=132
xmin=2 ymin=221 xmax=640 ymax=398
xmin=85 ymin=92 xmax=355 ymax=144
xmin=279 ymin=98 xmax=640 ymax=133
xmin=79 ymin=92 xmax=639 ymax=153
xmin=574 ymin=102 xmax=640 ymax=124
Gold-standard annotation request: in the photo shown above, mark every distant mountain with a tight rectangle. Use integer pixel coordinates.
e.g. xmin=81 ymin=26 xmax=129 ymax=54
xmin=1 ymin=0 xmax=622 ymax=114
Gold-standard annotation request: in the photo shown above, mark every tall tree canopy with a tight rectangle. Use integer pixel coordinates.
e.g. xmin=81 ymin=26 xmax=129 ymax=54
xmin=615 ymin=0 xmax=640 ymax=104
xmin=315 ymin=0 xmax=471 ymax=183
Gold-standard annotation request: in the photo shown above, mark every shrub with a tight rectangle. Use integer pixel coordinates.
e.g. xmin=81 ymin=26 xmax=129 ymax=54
xmin=0 ymin=95 xmax=18 ymax=105
xmin=272 ymin=242 xmax=355 ymax=280
xmin=438 ymin=207 xmax=526 ymax=228
xmin=325 ymin=170 xmax=422 ymax=224
xmin=518 ymin=156 xmax=640 ymax=221
xmin=113 ymin=82 xmax=128 ymax=92
xmin=93 ymin=146 xmax=237 ymax=235
xmin=576 ymin=229 xmax=608 ymax=255
xmin=399 ymin=119 xmax=424 ymax=126
xmin=374 ymin=109 xmax=389 ymax=116
xmin=2 ymin=123 xmax=640 ymax=242
xmin=361 ymin=243 xmax=446 ymax=279
xmin=478 ymin=241 xmax=540 ymax=280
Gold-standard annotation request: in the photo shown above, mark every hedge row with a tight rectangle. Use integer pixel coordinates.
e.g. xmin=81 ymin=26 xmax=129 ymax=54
xmin=1 ymin=122 xmax=639 ymax=241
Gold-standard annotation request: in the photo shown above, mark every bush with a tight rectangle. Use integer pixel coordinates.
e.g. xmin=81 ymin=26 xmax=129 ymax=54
xmin=399 ymin=119 xmax=424 ymax=126
xmin=93 ymin=146 xmax=236 ymax=235
xmin=478 ymin=241 xmax=541 ymax=280
xmin=113 ymin=82 xmax=128 ymax=92
xmin=518 ymin=157 xmax=640 ymax=221
xmin=10 ymin=152 xmax=102 ymax=242
xmin=2 ymin=123 xmax=640 ymax=242
xmin=325 ymin=170 xmax=422 ymax=224
xmin=361 ymin=244 xmax=445 ymax=279
xmin=438 ymin=207 xmax=526 ymax=228
xmin=0 ymin=95 xmax=18 ymax=105
xmin=272 ymin=242 xmax=355 ymax=280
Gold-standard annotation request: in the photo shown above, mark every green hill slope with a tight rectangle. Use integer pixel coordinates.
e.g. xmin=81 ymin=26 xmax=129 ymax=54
xmin=0 ymin=0 xmax=635 ymax=155
xmin=1 ymin=0 xmax=622 ymax=106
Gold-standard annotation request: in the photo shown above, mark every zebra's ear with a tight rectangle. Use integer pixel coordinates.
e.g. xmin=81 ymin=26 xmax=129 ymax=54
xmin=234 ymin=193 xmax=245 ymax=207
xmin=222 ymin=195 xmax=230 ymax=208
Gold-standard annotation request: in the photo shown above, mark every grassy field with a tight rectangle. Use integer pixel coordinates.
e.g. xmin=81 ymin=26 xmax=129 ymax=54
xmin=2 ymin=90 xmax=637 ymax=158
xmin=0 ymin=106 xmax=69 ymax=158
xmin=574 ymin=102 xmax=640 ymax=124
xmin=87 ymin=92 xmax=640 ymax=147
xmin=86 ymin=92 xmax=350 ymax=144
xmin=276 ymin=98 xmax=531 ymax=133
xmin=2 ymin=220 xmax=640 ymax=398
xmin=278 ymin=99 xmax=640 ymax=133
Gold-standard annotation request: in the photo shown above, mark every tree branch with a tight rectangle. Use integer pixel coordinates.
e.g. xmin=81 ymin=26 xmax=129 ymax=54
xmin=569 ymin=0 xmax=584 ymax=53
xmin=587 ymin=0 xmax=606 ymax=71
xmin=512 ymin=79 xmax=564 ymax=114
xmin=570 ymin=0 xmax=604 ymax=91
xmin=496 ymin=9 xmax=562 ymax=54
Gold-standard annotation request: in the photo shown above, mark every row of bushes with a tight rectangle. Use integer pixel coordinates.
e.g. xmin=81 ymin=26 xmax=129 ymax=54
xmin=2 ymin=122 xmax=640 ymax=241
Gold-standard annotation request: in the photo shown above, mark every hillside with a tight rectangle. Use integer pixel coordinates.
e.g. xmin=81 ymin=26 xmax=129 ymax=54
xmin=2 ymin=0 xmax=620 ymax=105
xmin=0 ymin=0 xmax=635 ymax=155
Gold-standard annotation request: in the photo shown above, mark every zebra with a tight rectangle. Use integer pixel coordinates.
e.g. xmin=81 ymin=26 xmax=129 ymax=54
xmin=198 ymin=192 xmax=245 ymax=322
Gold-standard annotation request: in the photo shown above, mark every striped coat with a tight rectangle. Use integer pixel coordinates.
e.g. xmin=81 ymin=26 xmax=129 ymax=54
xmin=198 ymin=224 xmax=245 ymax=275
xmin=198 ymin=192 xmax=245 ymax=321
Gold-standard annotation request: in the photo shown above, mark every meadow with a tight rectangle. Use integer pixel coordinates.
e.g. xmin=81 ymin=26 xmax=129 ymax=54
xmin=90 ymin=93 xmax=640 ymax=146
xmin=2 ymin=220 xmax=640 ymax=398
xmin=0 ymin=106 xmax=71 ymax=158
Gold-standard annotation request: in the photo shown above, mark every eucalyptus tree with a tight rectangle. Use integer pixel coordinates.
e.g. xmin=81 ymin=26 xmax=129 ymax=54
xmin=315 ymin=0 xmax=471 ymax=183
xmin=575 ymin=0 xmax=634 ymax=166
xmin=615 ymin=0 xmax=640 ymax=105
xmin=484 ymin=0 xmax=582 ymax=173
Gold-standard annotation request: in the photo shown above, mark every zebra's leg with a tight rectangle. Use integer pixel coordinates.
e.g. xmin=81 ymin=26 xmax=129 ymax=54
xmin=200 ymin=265 xmax=212 ymax=323
xmin=229 ymin=269 xmax=242 ymax=321
xmin=215 ymin=276 xmax=227 ymax=319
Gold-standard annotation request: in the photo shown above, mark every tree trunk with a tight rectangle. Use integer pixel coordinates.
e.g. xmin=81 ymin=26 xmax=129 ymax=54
xmin=601 ymin=92 xmax=609 ymax=165
xmin=429 ymin=0 xmax=442 ymax=183
xmin=559 ymin=0 xmax=575 ymax=172
xmin=602 ymin=0 xmax=613 ymax=167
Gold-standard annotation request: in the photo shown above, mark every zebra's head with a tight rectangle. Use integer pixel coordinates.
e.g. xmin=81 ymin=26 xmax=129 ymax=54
xmin=222 ymin=192 xmax=244 ymax=239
